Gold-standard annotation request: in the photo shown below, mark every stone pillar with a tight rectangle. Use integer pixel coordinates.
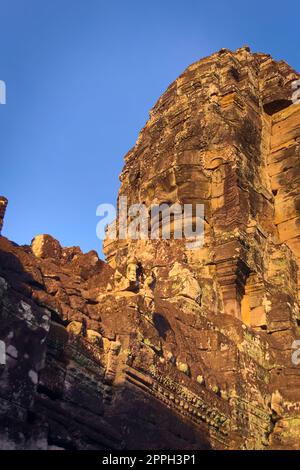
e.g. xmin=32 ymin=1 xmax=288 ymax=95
xmin=0 ymin=196 xmax=8 ymax=235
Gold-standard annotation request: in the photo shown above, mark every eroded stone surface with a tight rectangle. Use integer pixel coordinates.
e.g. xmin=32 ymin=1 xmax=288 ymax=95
xmin=1 ymin=47 xmax=300 ymax=450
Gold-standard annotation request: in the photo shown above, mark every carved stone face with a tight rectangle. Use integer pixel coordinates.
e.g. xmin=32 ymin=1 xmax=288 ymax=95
xmin=126 ymin=262 xmax=137 ymax=282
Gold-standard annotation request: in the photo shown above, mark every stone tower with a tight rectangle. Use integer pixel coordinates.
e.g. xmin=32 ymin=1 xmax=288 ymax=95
xmin=104 ymin=46 xmax=300 ymax=326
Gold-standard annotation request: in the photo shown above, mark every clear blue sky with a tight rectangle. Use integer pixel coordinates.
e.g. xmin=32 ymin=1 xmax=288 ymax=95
xmin=0 ymin=0 xmax=299 ymax=257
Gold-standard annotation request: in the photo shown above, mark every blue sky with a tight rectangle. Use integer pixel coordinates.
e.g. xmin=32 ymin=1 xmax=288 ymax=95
xmin=0 ymin=0 xmax=299 ymax=257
